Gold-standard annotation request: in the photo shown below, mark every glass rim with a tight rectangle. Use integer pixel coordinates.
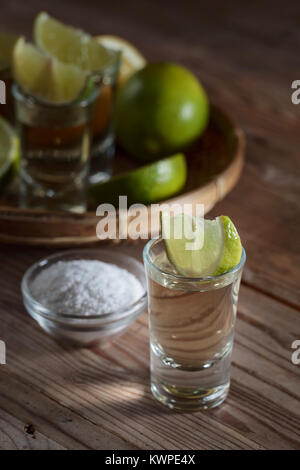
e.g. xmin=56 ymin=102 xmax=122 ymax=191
xmin=143 ymin=237 xmax=246 ymax=283
xmin=11 ymin=82 xmax=99 ymax=109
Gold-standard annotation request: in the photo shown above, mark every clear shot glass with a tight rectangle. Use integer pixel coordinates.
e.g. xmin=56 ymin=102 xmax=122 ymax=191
xmin=143 ymin=237 xmax=246 ymax=411
xmin=89 ymin=49 xmax=121 ymax=185
xmin=13 ymin=84 xmax=99 ymax=213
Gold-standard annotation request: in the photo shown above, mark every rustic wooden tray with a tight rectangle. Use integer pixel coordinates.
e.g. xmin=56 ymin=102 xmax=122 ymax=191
xmin=0 ymin=106 xmax=245 ymax=246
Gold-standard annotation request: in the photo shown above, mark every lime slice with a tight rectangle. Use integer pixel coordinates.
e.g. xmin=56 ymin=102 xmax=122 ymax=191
xmin=95 ymin=35 xmax=146 ymax=83
xmin=161 ymin=212 xmax=242 ymax=277
xmin=34 ymin=12 xmax=113 ymax=72
xmin=0 ymin=116 xmax=19 ymax=190
xmin=89 ymin=153 xmax=187 ymax=206
xmin=13 ymin=38 xmax=88 ymax=104
xmin=0 ymin=31 xmax=19 ymax=69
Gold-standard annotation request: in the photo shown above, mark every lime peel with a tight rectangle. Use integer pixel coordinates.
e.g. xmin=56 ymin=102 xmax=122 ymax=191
xmin=213 ymin=215 xmax=242 ymax=275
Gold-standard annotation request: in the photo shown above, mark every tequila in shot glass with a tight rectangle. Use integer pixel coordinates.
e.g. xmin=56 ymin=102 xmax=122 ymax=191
xmin=143 ymin=232 xmax=246 ymax=411
xmin=89 ymin=50 xmax=120 ymax=184
xmin=13 ymin=84 xmax=99 ymax=213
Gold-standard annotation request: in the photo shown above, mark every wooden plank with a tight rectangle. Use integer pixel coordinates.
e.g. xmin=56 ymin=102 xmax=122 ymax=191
xmin=0 ymin=260 xmax=299 ymax=449
xmin=0 ymin=373 xmax=137 ymax=450
xmin=0 ymin=409 xmax=65 ymax=450
xmin=0 ymin=302 xmax=260 ymax=450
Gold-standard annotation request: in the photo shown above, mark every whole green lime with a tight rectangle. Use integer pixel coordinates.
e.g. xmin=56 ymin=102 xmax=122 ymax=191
xmin=115 ymin=62 xmax=209 ymax=162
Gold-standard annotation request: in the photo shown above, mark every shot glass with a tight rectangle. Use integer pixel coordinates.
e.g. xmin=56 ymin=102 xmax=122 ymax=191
xmin=89 ymin=49 xmax=121 ymax=184
xmin=13 ymin=84 xmax=99 ymax=213
xmin=143 ymin=237 xmax=246 ymax=411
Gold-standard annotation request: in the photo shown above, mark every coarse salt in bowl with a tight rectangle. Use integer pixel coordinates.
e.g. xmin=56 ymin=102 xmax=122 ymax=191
xmin=21 ymin=249 xmax=147 ymax=347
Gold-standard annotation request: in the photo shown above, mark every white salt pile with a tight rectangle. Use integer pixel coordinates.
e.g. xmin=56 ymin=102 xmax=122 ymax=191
xmin=30 ymin=259 xmax=144 ymax=316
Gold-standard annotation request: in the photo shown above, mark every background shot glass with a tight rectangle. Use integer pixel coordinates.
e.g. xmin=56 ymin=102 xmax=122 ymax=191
xmin=143 ymin=238 xmax=246 ymax=411
xmin=89 ymin=49 xmax=121 ymax=185
xmin=13 ymin=84 xmax=98 ymax=213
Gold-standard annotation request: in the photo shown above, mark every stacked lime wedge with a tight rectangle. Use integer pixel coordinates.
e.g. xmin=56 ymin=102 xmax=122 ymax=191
xmin=161 ymin=212 xmax=242 ymax=277
xmin=34 ymin=12 xmax=113 ymax=72
xmin=0 ymin=116 xmax=19 ymax=190
xmin=13 ymin=38 xmax=88 ymax=104
xmin=12 ymin=12 xmax=120 ymax=104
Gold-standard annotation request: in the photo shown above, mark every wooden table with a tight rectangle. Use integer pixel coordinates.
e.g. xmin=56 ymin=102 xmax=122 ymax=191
xmin=0 ymin=0 xmax=299 ymax=450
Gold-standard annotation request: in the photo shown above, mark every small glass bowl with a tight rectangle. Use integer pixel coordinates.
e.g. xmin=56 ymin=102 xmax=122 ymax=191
xmin=21 ymin=249 xmax=147 ymax=347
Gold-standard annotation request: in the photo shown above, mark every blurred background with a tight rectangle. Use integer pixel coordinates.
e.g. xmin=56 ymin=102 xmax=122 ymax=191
xmin=1 ymin=0 xmax=299 ymax=146
xmin=0 ymin=0 xmax=299 ymax=298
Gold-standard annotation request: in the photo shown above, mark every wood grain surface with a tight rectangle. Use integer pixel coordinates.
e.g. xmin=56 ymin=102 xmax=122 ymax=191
xmin=0 ymin=0 xmax=299 ymax=451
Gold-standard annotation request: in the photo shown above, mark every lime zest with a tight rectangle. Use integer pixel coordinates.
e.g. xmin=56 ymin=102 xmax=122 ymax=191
xmin=213 ymin=215 xmax=242 ymax=275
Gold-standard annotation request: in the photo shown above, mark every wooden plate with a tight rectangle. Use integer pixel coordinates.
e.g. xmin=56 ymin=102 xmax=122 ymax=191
xmin=0 ymin=106 xmax=245 ymax=246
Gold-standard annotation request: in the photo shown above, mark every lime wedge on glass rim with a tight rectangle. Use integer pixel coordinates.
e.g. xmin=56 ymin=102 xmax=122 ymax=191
xmin=0 ymin=116 xmax=19 ymax=190
xmin=12 ymin=38 xmax=88 ymax=104
xmin=34 ymin=12 xmax=114 ymax=72
xmin=161 ymin=212 xmax=242 ymax=277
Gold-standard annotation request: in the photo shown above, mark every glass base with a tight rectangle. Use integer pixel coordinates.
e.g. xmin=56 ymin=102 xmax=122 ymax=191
xmin=151 ymin=375 xmax=229 ymax=411
xmin=150 ymin=343 xmax=232 ymax=411
xmin=89 ymin=133 xmax=115 ymax=185
xmin=19 ymin=178 xmax=87 ymax=213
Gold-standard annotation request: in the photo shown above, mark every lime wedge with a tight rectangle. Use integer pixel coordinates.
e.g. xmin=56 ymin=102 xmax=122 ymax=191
xmin=34 ymin=12 xmax=113 ymax=72
xmin=0 ymin=31 xmax=19 ymax=68
xmin=89 ymin=153 xmax=187 ymax=206
xmin=0 ymin=116 xmax=19 ymax=190
xmin=161 ymin=212 xmax=242 ymax=277
xmin=13 ymin=38 xmax=88 ymax=104
xmin=95 ymin=35 xmax=146 ymax=83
